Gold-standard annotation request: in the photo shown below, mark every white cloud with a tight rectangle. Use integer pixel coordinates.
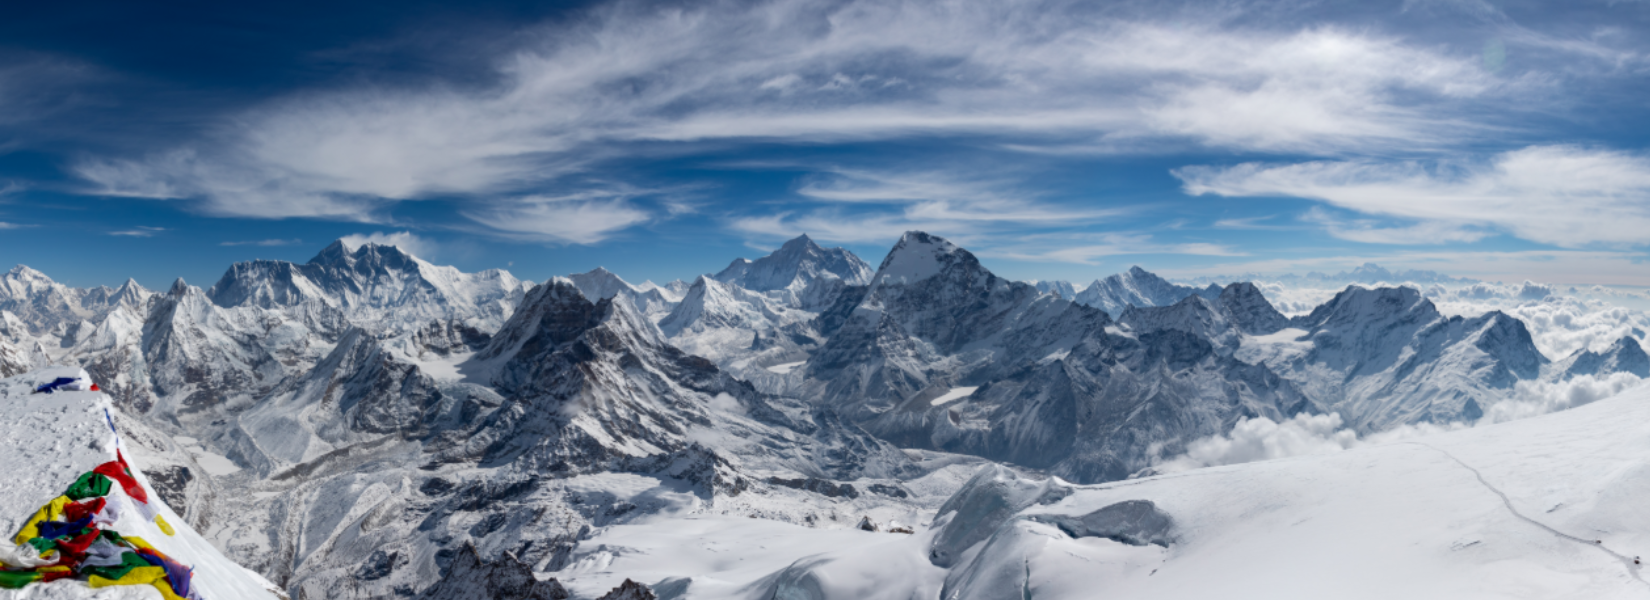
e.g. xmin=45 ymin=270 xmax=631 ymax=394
xmin=1153 ymin=375 xmax=1647 ymax=473
xmin=338 ymin=231 xmax=436 ymax=259
xmin=990 ymin=232 xmax=1245 ymax=265
xmin=220 ymin=239 xmax=303 ymax=247
xmin=107 ymin=226 xmax=167 ymax=237
xmin=68 ymin=0 xmax=1546 ymax=234
xmin=461 ymin=195 xmax=650 ymax=245
xmin=1158 ymin=248 xmax=1650 ymax=287
xmin=1299 ymin=207 xmax=1491 ymax=245
xmin=1176 ymin=145 xmax=1650 ymax=249
xmin=1151 ymin=413 xmax=1364 ymax=473
xmin=1483 ymin=373 xmax=1648 ymax=424
xmin=732 ymin=167 xmax=1129 ymax=248
xmin=1430 ymin=292 xmax=1650 ymax=359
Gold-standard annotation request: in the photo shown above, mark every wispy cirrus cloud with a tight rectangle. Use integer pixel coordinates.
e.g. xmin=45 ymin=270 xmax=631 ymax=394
xmin=220 ymin=238 xmax=303 ymax=247
xmin=107 ymin=226 xmax=167 ymax=237
xmin=1176 ymin=145 xmax=1650 ymax=249
xmin=67 ymin=0 xmax=1562 ymax=244
xmin=730 ymin=167 xmax=1130 ymax=248
xmin=988 ymin=232 xmax=1246 ymax=265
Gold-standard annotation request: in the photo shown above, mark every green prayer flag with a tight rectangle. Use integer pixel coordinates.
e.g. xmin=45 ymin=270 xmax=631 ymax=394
xmin=64 ymin=471 xmax=111 ymax=501
xmin=0 ymin=570 xmax=42 ymax=589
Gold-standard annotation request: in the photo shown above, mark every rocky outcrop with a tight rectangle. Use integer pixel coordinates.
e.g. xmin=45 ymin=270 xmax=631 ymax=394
xmin=417 ymin=542 xmax=570 ymax=600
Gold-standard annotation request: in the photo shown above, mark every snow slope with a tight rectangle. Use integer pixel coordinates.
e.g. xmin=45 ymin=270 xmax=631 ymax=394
xmin=560 ymin=379 xmax=1650 ymax=599
xmin=0 ymin=367 xmax=282 ymax=600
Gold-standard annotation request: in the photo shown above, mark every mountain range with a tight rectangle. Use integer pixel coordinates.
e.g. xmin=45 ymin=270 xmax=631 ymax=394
xmin=0 ymin=232 xmax=1644 ymax=599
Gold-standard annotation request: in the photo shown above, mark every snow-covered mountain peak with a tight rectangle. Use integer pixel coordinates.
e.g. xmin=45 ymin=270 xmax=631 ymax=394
xmin=1119 ymin=294 xmax=1240 ymax=349
xmin=167 ymin=277 xmax=189 ymax=296
xmin=1073 ymin=265 xmax=1219 ymax=317
xmin=569 ymin=266 xmax=638 ymax=301
xmin=1295 ymin=285 xmax=1432 ymax=331
xmin=658 ymin=275 xmax=784 ymax=338
xmin=715 ymin=234 xmax=874 ymax=294
xmin=874 ymin=231 xmax=966 ymax=286
xmin=4 ymin=264 xmax=52 ymax=283
xmin=206 ymin=240 xmax=530 ymax=334
xmin=1217 ymin=282 xmax=1289 ymax=335
xmin=1557 ymin=335 xmax=1649 ymax=380
xmin=306 ymin=240 xmax=424 ymax=276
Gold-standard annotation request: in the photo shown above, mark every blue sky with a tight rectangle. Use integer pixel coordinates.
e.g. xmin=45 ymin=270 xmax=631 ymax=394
xmin=2 ymin=0 xmax=1648 ymax=290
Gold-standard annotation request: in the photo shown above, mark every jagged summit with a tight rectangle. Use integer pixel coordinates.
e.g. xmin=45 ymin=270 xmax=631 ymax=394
xmin=714 ymin=233 xmax=873 ymax=293
xmin=567 ymin=266 xmax=682 ymax=318
xmin=569 ymin=266 xmax=636 ymax=301
xmin=1558 ymin=336 xmax=1650 ymax=380
xmin=1073 ymin=265 xmax=1220 ymax=317
xmin=659 ymin=275 xmax=763 ymax=337
xmin=205 ymin=239 xmax=530 ymax=333
xmin=1245 ymin=284 xmax=1548 ymax=430
xmin=6 ymin=264 xmax=50 ymax=280
xmin=1292 ymin=285 xmax=1432 ymax=331
xmin=1217 ymin=282 xmax=1289 ymax=335
xmin=872 ymin=231 xmax=967 ymax=286
xmin=307 ymin=239 xmax=420 ymax=270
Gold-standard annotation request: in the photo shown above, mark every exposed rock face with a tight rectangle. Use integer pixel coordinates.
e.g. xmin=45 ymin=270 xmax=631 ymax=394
xmin=457 ymin=278 xmax=913 ymax=483
xmin=417 ymin=542 xmax=570 ymax=600
xmin=1217 ymin=282 xmax=1290 ymax=335
xmin=804 ymin=232 xmax=1308 ymax=483
xmin=768 ymin=476 xmax=860 ymax=499
xmin=595 ymin=580 xmax=657 ymax=600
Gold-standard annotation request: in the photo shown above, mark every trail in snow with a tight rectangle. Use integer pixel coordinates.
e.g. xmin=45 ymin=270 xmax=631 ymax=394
xmin=1409 ymin=442 xmax=1650 ymax=588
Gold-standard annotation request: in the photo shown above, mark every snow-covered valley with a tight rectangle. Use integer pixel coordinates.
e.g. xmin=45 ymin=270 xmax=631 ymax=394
xmin=0 ymin=232 xmax=1647 ymax=599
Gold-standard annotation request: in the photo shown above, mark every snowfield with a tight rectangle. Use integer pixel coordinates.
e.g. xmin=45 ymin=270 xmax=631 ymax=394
xmin=553 ymin=379 xmax=1650 ymax=599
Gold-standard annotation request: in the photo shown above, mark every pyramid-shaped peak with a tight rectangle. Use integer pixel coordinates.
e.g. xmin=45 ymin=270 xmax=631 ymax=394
xmin=310 ymin=239 xmax=352 ymax=264
xmin=5 ymin=265 xmax=50 ymax=281
xmin=779 ymin=233 xmax=819 ymax=250
xmin=1298 ymin=285 xmax=1434 ymax=329
xmin=168 ymin=277 xmax=189 ymax=295
xmin=875 ymin=231 xmax=968 ymax=284
xmin=1126 ymin=265 xmax=1151 ymax=277
xmin=568 ymin=267 xmax=638 ymax=301
xmin=716 ymin=234 xmax=873 ymax=291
